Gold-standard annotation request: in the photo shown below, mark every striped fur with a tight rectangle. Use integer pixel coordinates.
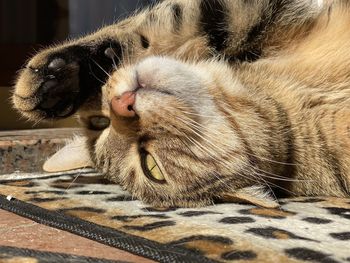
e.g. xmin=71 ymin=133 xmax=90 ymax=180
xmin=13 ymin=0 xmax=323 ymax=120
xmin=12 ymin=0 xmax=350 ymax=207
xmin=90 ymin=1 xmax=350 ymax=207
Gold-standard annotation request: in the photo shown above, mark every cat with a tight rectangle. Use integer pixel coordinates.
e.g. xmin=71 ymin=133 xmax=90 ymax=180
xmin=14 ymin=0 xmax=350 ymax=208
xmin=82 ymin=1 xmax=350 ymax=208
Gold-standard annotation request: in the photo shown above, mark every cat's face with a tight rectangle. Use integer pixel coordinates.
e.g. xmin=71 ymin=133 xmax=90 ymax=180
xmin=84 ymin=57 xmax=255 ymax=207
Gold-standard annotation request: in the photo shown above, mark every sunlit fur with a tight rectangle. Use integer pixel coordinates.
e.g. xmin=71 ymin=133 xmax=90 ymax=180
xmin=90 ymin=2 xmax=350 ymax=207
xmin=13 ymin=0 xmax=325 ymax=121
xmin=12 ymin=0 xmax=350 ymax=207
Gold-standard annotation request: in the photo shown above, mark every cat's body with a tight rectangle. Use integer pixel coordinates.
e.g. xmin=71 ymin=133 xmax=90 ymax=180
xmin=92 ymin=2 xmax=350 ymax=206
xmin=13 ymin=0 xmax=350 ymax=207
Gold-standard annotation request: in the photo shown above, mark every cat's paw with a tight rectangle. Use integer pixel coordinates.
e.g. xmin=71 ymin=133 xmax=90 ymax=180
xmin=13 ymin=41 xmax=121 ymax=120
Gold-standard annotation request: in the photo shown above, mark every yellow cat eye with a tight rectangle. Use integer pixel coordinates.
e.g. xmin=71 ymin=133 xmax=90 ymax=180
xmin=141 ymin=152 xmax=166 ymax=183
xmin=89 ymin=116 xmax=110 ymax=130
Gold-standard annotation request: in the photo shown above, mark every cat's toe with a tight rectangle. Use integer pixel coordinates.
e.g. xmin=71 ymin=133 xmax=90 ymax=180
xmin=35 ymin=79 xmax=77 ymax=118
xmin=13 ymin=40 xmax=122 ymax=121
xmin=13 ymin=51 xmax=81 ymax=120
xmin=48 ymin=58 xmax=66 ymax=71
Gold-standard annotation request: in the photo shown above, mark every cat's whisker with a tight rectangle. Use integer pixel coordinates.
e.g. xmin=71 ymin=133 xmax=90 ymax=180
xmin=174 ymin=112 xmax=305 ymax=194
xmin=253 ymin=171 xmax=297 ymax=196
xmin=171 ymin=126 xmax=247 ymax=193
xmin=202 ymin=140 xmax=298 ymax=182
xmin=173 ymin=117 xmax=264 ymax=186
xmin=253 ymin=166 xmax=312 ymax=182
xmin=175 ymin=136 xmax=203 ymax=162
xmin=120 ymin=45 xmax=127 ymax=67
xmin=177 ymin=110 xmax=297 ymax=167
xmin=246 ymin=153 xmax=296 ymax=166
xmin=212 ymin=160 xmax=267 ymax=191
xmin=175 ymin=115 xmax=248 ymax=163
xmin=88 ymin=63 xmax=107 ymax=85
xmin=186 ymin=136 xmax=221 ymax=160
xmin=65 ymin=171 xmax=82 ymax=192
xmin=91 ymin=59 xmax=111 ymax=78
xmin=108 ymin=43 xmax=118 ymax=69
xmin=250 ymin=170 xmax=280 ymax=205
xmin=31 ymin=116 xmax=46 ymax=127
xmin=213 ymin=171 xmax=239 ymax=193
xmin=181 ymin=137 xmax=264 ymax=193
xmin=120 ymin=43 xmax=132 ymax=68
xmin=179 ymin=111 xmax=219 ymax=119
xmin=172 ymin=125 xmax=220 ymax=161
xmin=176 ymin=115 xmax=226 ymax=144
xmin=175 ymin=116 xmax=229 ymax=156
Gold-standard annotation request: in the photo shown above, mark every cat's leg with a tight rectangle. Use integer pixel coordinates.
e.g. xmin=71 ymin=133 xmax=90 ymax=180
xmin=13 ymin=0 xmax=323 ymax=122
xmin=13 ymin=33 xmax=123 ymax=120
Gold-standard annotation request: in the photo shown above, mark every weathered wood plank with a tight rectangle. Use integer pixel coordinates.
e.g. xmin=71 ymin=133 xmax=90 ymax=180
xmin=0 ymin=128 xmax=83 ymax=141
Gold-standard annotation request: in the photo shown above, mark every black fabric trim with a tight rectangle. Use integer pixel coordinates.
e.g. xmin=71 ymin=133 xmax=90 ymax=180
xmin=0 ymin=246 xmax=124 ymax=263
xmin=0 ymin=195 xmax=217 ymax=263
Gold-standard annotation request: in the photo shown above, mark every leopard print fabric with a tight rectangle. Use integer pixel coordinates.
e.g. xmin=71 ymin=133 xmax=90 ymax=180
xmin=1 ymin=170 xmax=349 ymax=263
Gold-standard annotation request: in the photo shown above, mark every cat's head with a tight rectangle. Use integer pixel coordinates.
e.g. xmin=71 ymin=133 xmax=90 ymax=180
xmin=45 ymin=56 xmax=278 ymax=208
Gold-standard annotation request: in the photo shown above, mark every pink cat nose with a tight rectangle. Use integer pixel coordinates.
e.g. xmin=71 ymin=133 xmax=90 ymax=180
xmin=111 ymin=91 xmax=136 ymax=118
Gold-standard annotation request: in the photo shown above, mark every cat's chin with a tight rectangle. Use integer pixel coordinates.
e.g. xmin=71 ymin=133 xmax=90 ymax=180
xmin=137 ymin=197 xmax=215 ymax=209
xmin=131 ymin=186 xmax=280 ymax=209
xmin=44 ymin=136 xmax=280 ymax=209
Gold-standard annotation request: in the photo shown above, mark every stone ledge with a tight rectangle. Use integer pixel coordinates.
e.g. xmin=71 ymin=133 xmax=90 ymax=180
xmin=0 ymin=128 xmax=83 ymax=175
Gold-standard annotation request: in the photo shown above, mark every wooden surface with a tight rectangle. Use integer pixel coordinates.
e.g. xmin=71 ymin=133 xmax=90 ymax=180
xmin=0 ymin=129 xmax=83 ymax=175
xmin=0 ymin=209 xmax=154 ymax=263
xmin=0 ymin=128 xmax=83 ymax=141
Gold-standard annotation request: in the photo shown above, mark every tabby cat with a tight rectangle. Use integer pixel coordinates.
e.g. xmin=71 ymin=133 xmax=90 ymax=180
xmin=14 ymin=0 xmax=350 ymax=208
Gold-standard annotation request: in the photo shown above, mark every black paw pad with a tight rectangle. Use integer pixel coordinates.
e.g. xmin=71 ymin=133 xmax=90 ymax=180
xmin=48 ymin=58 xmax=66 ymax=71
xmin=36 ymin=79 xmax=76 ymax=117
xmin=40 ymin=80 xmax=59 ymax=94
xmin=25 ymin=41 xmax=122 ymax=119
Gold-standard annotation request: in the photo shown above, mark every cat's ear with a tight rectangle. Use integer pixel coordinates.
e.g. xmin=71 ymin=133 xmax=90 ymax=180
xmin=43 ymin=136 xmax=93 ymax=172
xmin=221 ymin=186 xmax=279 ymax=208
